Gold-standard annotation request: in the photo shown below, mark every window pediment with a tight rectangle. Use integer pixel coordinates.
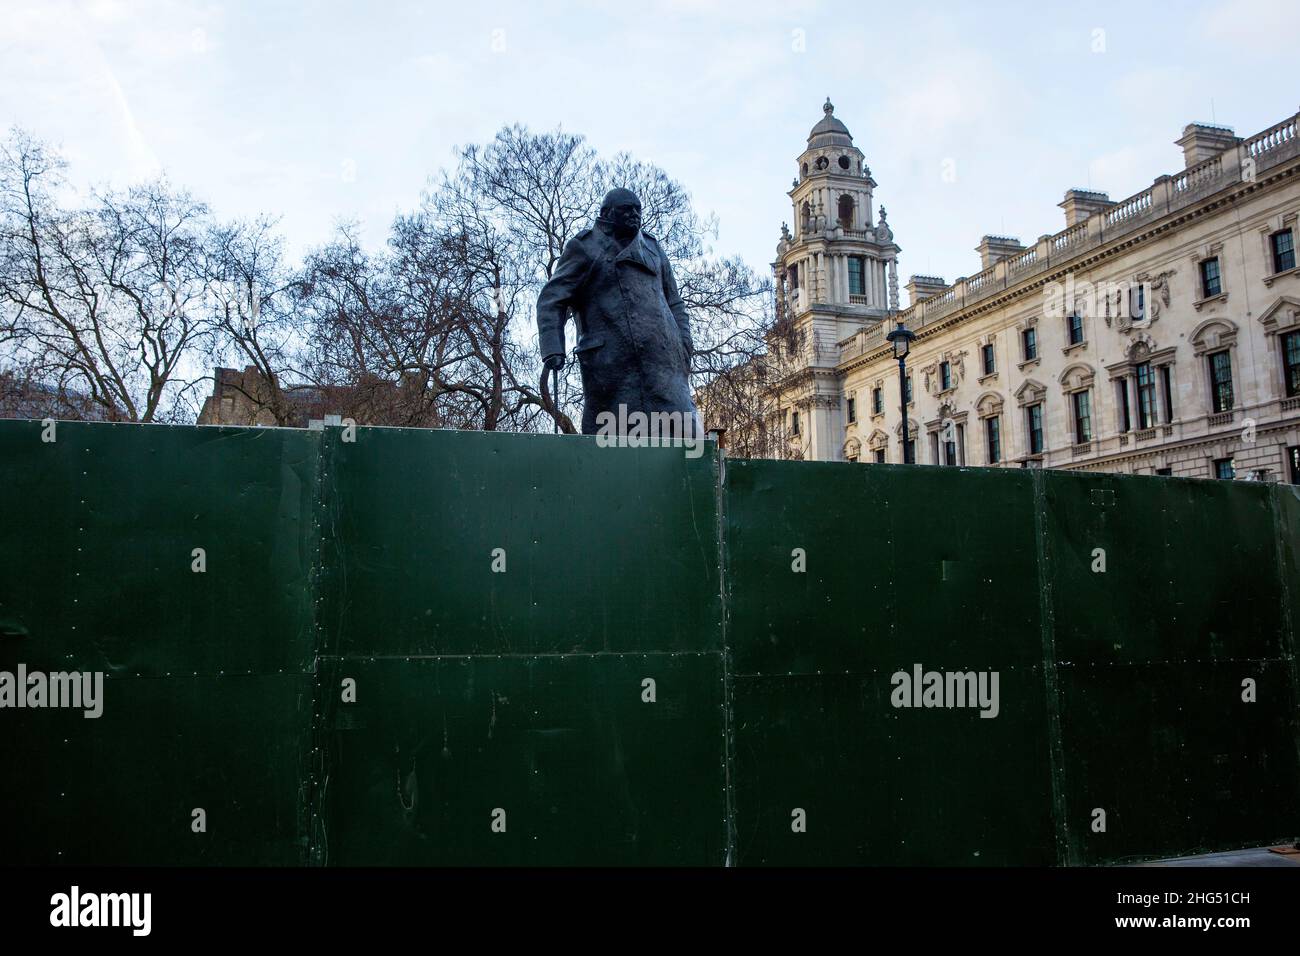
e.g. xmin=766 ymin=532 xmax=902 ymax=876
xmin=1015 ymin=378 xmax=1047 ymax=406
xmin=1190 ymin=317 xmax=1239 ymax=355
xmin=1258 ymin=296 xmax=1300 ymax=336
xmin=975 ymin=390 xmax=1004 ymax=418
xmin=1058 ymin=363 xmax=1096 ymax=391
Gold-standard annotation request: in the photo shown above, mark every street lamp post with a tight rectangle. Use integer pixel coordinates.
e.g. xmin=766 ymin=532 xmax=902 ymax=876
xmin=886 ymin=319 xmax=916 ymax=464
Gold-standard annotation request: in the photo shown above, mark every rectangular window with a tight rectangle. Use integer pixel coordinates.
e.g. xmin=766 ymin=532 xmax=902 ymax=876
xmin=1027 ymin=403 xmax=1044 ymax=455
xmin=789 ymin=264 xmax=799 ymax=289
xmin=1072 ymin=391 xmax=1093 ymax=443
xmin=1160 ymin=366 xmax=1174 ymax=422
xmin=943 ymin=432 xmax=957 ymax=466
xmin=1273 ymin=229 xmax=1296 ymax=274
xmin=985 ymin=416 xmax=1001 ymax=464
xmin=1290 ymin=446 xmax=1300 ymax=484
xmin=1156 ymin=467 xmax=1172 ymax=476
xmin=872 ymin=386 xmax=883 ymax=414
xmin=791 ymin=410 xmax=800 ymax=436
xmin=930 ymin=432 xmax=940 ymax=466
xmin=1209 ymin=350 xmax=1234 ymax=413
xmin=1067 ymin=313 xmax=1084 ymax=346
xmin=846 ymin=396 xmax=856 ymax=424
xmin=874 ymin=448 xmax=886 ymax=464
xmin=981 ymin=343 xmax=995 ymax=376
xmin=1283 ymin=330 xmax=1300 ymax=398
xmin=904 ymin=437 xmax=915 ymax=464
xmin=847 ymin=257 xmax=865 ymax=296
xmin=1136 ymin=362 xmax=1156 ymax=429
xmin=940 ymin=361 xmax=952 ymax=390
xmin=1199 ymin=257 xmax=1221 ymax=298
xmin=1214 ymin=457 xmax=1235 ymax=480
xmin=1022 ymin=328 xmax=1037 ymax=361
xmin=1117 ymin=379 xmax=1131 ymax=432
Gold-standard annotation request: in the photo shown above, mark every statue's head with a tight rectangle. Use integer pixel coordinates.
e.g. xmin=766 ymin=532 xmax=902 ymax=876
xmin=599 ymin=188 xmax=642 ymax=238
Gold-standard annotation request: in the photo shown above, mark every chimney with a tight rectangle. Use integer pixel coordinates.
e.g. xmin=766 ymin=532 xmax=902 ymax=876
xmin=1175 ymin=123 xmax=1239 ymax=168
xmin=975 ymin=235 xmax=1025 ymax=270
xmin=905 ymin=275 xmax=948 ymax=307
xmin=1058 ymin=189 xmax=1114 ymax=227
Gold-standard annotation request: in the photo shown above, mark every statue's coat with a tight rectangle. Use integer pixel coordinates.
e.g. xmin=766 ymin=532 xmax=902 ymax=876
xmin=537 ymin=222 xmax=699 ymax=435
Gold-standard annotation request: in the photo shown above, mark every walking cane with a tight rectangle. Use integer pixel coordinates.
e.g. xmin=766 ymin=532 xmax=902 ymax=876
xmin=540 ymin=364 xmax=561 ymax=434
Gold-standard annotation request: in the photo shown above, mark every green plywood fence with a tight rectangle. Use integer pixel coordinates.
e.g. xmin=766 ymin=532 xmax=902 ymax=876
xmin=725 ymin=459 xmax=1300 ymax=866
xmin=309 ymin=428 xmax=726 ymax=866
xmin=0 ymin=420 xmax=1295 ymax=866
xmin=0 ymin=422 xmax=317 ymax=865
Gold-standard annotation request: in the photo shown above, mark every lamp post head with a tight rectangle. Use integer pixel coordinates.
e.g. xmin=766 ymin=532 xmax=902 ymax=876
xmin=886 ymin=319 xmax=915 ymax=361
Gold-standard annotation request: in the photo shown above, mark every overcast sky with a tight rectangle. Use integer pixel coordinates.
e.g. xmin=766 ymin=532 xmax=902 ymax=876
xmin=4 ymin=0 xmax=1297 ymax=288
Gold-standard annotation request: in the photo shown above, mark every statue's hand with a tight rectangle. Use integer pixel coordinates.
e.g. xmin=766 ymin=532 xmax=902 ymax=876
xmin=543 ymin=353 xmax=565 ymax=372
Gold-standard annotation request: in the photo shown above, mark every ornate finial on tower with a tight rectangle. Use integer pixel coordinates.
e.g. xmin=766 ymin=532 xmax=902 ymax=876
xmin=823 ymin=98 xmax=834 ymax=115
xmin=876 ymin=206 xmax=893 ymax=242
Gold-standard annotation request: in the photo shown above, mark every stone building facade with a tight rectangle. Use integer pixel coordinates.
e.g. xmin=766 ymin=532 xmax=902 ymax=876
xmin=765 ymin=103 xmax=1300 ymax=484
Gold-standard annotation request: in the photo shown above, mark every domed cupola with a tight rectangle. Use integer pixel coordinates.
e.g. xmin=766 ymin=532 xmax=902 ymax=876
xmin=797 ymin=99 xmax=865 ymax=182
xmin=807 ymin=99 xmax=853 ymax=149
xmin=775 ymin=99 xmax=901 ymax=327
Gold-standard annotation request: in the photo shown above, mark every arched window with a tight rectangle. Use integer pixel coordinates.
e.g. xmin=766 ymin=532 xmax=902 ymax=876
xmin=838 ymin=195 xmax=854 ymax=229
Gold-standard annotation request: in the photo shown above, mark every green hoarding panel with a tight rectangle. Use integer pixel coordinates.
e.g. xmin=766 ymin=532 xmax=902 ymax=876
xmin=725 ymin=460 xmax=1042 ymax=677
xmin=1041 ymin=470 xmax=1285 ymax=664
xmin=1055 ymin=661 xmax=1300 ymax=864
xmin=1041 ymin=469 xmax=1299 ymax=863
xmin=0 ymin=421 xmax=319 ymax=677
xmin=1273 ymin=483 xmax=1300 ymax=660
xmin=732 ymin=670 xmax=1058 ymax=866
xmin=0 ymin=674 xmax=312 ymax=865
xmin=315 ymin=654 xmax=726 ymax=865
xmin=317 ymin=429 xmax=722 ymax=658
xmin=725 ymin=459 xmax=1057 ymax=865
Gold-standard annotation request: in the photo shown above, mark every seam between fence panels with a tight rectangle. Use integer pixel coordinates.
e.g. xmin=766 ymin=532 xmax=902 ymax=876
xmin=717 ymin=446 xmax=738 ymax=867
xmin=1033 ymin=470 xmax=1074 ymax=866
xmin=305 ymin=428 xmax=332 ymax=867
xmin=1267 ymin=485 xmax=1300 ymax=801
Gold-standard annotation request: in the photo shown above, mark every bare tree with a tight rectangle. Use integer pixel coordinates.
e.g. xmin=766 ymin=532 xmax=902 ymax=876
xmin=2 ymin=124 xmax=777 ymax=438
xmin=422 ymin=125 xmax=772 ymax=433
xmin=694 ymin=302 xmax=810 ymax=460
xmin=201 ymin=216 xmax=308 ymax=426
xmin=0 ymin=129 xmax=212 ymax=422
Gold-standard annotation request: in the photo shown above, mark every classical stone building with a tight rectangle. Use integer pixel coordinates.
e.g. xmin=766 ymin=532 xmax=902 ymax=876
xmin=763 ymin=102 xmax=1300 ymax=484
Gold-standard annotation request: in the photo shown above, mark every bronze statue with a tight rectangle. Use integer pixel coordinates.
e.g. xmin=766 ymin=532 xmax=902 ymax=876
xmin=537 ymin=188 xmax=700 ymax=437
